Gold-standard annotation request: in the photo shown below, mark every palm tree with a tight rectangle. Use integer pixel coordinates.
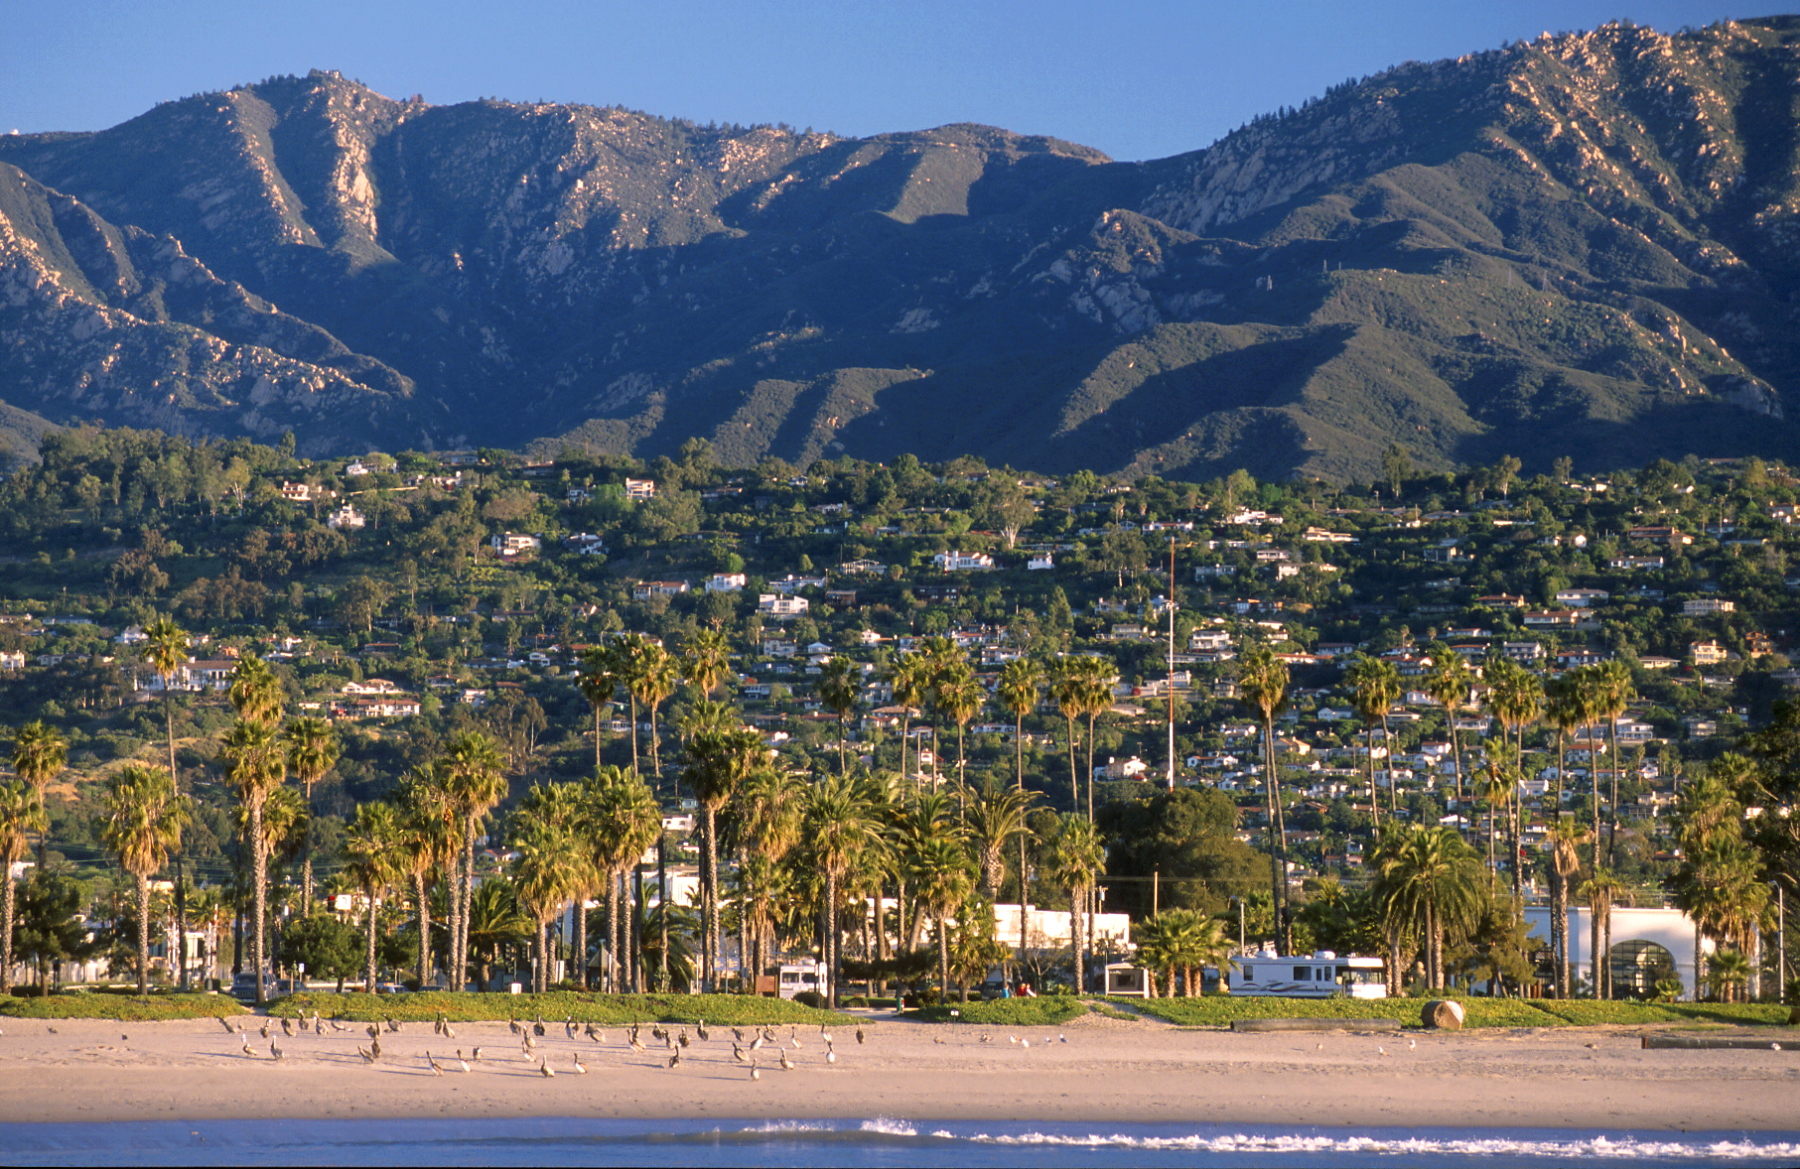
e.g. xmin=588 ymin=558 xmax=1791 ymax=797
xmin=281 ymin=716 xmax=339 ymax=915
xmin=1579 ymin=866 xmax=1624 ymax=999
xmin=1078 ymin=655 xmax=1120 ymax=821
xmin=510 ymin=792 xmax=587 ymax=994
xmin=1543 ymin=673 xmax=1583 ymax=816
xmin=341 ymin=801 xmax=406 ymax=992
xmin=396 ymin=766 xmax=456 ymax=989
xmin=681 ymin=628 xmax=732 ymax=699
xmin=1484 ymin=658 xmax=1541 ymax=902
xmin=576 ymin=645 xmax=618 ymax=768
xmin=1546 ymin=818 xmax=1590 ymax=998
xmin=995 ymin=655 xmax=1041 ymax=955
xmin=1424 ymin=650 xmax=1472 ymax=801
xmin=580 ymin=766 xmax=660 ymax=992
xmin=729 ymin=764 xmax=803 ymax=989
xmin=635 ymin=643 xmax=681 ymax=792
xmin=219 ymin=718 xmax=284 ymax=1005
xmin=0 ymin=780 xmax=46 ymax=994
xmin=1042 ymin=813 xmax=1104 ymax=993
xmin=1049 ymin=655 xmax=1088 ymax=809
xmin=803 ymin=772 xmax=880 ymax=1007
xmin=938 ymin=664 xmax=984 ymax=804
xmin=1373 ymin=823 xmax=1482 ymax=991
xmin=10 ymin=721 xmax=66 ymax=872
xmin=882 ymin=652 xmax=931 ymax=784
xmin=912 ymin=834 xmax=974 ymax=999
xmin=227 ymin=655 xmax=284 ymax=729
xmin=443 ymin=731 xmax=506 ymax=992
xmin=1238 ymin=643 xmax=1290 ymax=952
xmin=965 ymin=783 xmax=1035 ymax=907
xmin=816 ymin=656 xmax=862 ymax=777
xmin=101 ymin=765 xmax=189 ymax=996
xmin=1593 ymin=660 xmax=1633 ymax=865
xmin=682 ymin=726 xmax=762 ymax=991
xmin=1346 ymin=654 xmax=1397 ymax=826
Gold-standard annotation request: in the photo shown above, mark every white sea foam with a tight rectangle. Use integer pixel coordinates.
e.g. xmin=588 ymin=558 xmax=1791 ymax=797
xmin=858 ymin=1117 xmax=920 ymax=1137
xmin=955 ymin=1130 xmax=1800 ymax=1159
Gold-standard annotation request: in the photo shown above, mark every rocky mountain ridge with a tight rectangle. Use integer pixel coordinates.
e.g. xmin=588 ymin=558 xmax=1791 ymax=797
xmin=1 ymin=16 xmax=1797 ymax=481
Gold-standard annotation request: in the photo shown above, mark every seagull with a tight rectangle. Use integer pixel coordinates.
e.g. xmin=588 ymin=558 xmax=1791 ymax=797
xmin=1058 ymin=1034 xmax=1067 ymax=1044
xmin=1377 ymin=1045 xmax=1387 ymax=1057
xmin=539 ymin=1057 xmax=555 ymax=1078
xmin=1022 ymin=1038 xmax=1031 ymax=1049
xmin=426 ymin=1051 xmax=445 ymax=1076
xmin=1009 ymin=1035 xmax=1018 ymax=1045
xmin=1407 ymin=1039 xmax=1417 ymax=1050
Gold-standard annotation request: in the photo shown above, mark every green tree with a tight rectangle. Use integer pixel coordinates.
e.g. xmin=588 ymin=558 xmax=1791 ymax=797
xmin=0 ymin=781 xmax=46 ymax=994
xmin=341 ymin=801 xmax=407 ymax=992
xmin=281 ymin=717 xmax=339 ymax=916
xmin=1041 ymin=813 xmax=1104 ymax=992
xmin=101 ymin=765 xmax=190 ymax=996
xmin=1237 ymin=643 xmax=1291 ymax=952
xmin=1373 ymin=824 xmax=1482 ymax=991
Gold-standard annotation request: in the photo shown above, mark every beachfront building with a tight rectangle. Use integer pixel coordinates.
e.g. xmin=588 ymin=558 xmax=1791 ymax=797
xmin=1523 ymin=905 xmax=1716 ymax=1002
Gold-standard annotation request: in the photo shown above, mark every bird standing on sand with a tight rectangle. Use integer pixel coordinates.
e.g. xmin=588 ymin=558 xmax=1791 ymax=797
xmin=733 ymin=1043 xmax=748 ymax=1063
xmin=779 ymin=1049 xmax=794 ymax=1071
xmin=471 ymin=1047 xmax=483 ymax=1063
xmin=356 ymin=1045 xmax=375 ymax=1064
xmin=454 ymin=1050 xmax=471 ymax=1073
xmin=509 ymin=1019 xmax=523 ymax=1036
xmin=366 ymin=1023 xmax=380 ymax=1040
xmin=696 ymin=1020 xmax=710 ymax=1042
xmin=240 ymin=1038 xmax=255 ymax=1057
xmin=573 ymin=1053 xmax=588 ymax=1074
xmin=385 ymin=1017 xmax=401 ymax=1034
xmin=565 ymin=1017 xmax=577 ymax=1041
xmin=668 ymin=1049 xmax=682 ymax=1069
xmin=826 ymin=1040 xmax=836 ymax=1065
xmin=856 ymin=1027 xmax=865 ymax=1046
xmin=370 ymin=1037 xmax=382 ymax=1060
xmin=533 ymin=1017 xmax=547 ymax=1037
xmin=260 ymin=1021 xmax=272 ymax=1040
xmin=270 ymin=1041 xmax=284 ymax=1062
xmin=539 ymin=1057 xmax=554 ymax=1078
xmin=789 ymin=1026 xmax=802 ymax=1049
xmin=750 ymin=1057 xmax=760 ymax=1080
xmin=281 ymin=1015 xmax=294 ymax=1038
xmin=426 ymin=1052 xmax=445 ymax=1076
xmin=443 ymin=1021 xmax=457 ymax=1041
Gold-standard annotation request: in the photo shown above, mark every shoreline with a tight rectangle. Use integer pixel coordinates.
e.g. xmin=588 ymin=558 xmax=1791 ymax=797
xmin=1 ymin=1015 xmax=1796 ymax=1130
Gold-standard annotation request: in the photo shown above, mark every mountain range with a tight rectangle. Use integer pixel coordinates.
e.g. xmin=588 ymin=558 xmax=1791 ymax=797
xmin=2 ymin=16 xmax=1798 ymax=483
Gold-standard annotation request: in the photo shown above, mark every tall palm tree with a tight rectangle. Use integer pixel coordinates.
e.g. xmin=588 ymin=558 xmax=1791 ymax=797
xmin=580 ymin=766 xmax=660 ymax=992
xmin=938 ymin=664 xmax=984 ymax=804
xmin=816 ymin=656 xmax=862 ymax=777
xmin=994 ymin=655 xmax=1042 ymax=954
xmin=1373 ymin=823 xmax=1482 ymax=990
xmin=882 ymin=652 xmax=931 ymax=784
xmin=912 ymin=834 xmax=974 ymax=998
xmin=1050 ymin=656 xmax=1087 ymax=810
xmin=1077 ymin=655 xmax=1119 ymax=821
xmin=1484 ymin=658 xmax=1541 ymax=902
xmin=681 ymin=726 xmax=762 ymax=991
xmin=1346 ymin=654 xmax=1396 ymax=826
xmin=341 ymin=801 xmax=406 ymax=993
xmin=965 ymin=783 xmax=1036 ymax=907
xmin=635 ymin=643 xmax=681 ymax=792
xmin=803 ymin=772 xmax=880 ymax=1007
xmin=1594 ymin=660 xmax=1634 ymax=865
xmin=1543 ymin=673 xmax=1583 ymax=817
xmin=1546 ymin=818 xmax=1590 ymax=998
xmin=576 ymin=645 xmax=618 ymax=768
xmin=443 ymin=731 xmax=506 ymax=993
xmin=227 ymin=655 xmax=284 ymax=729
xmin=101 ymin=765 xmax=189 ymax=996
xmin=396 ymin=766 xmax=456 ymax=989
xmin=1238 ymin=643 xmax=1291 ymax=952
xmin=1042 ymin=813 xmax=1104 ymax=993
xmin=510 ymin=791 xmax=587 ymax=994
xmin=729 ymin=764 xmax=803 ymax=989
xmin=0 ymin=780 xmax=45 ymax=994
xmin=281 ymin=716 xmax=339 ymax=915
xmin=1424 ymin=650 xmax=1472 ymax=801
xmin=219 ymin=718 xmax=284 ymax=1005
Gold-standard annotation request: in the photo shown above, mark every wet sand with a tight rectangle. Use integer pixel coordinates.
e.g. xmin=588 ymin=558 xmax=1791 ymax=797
xmin=0 ymin=1012 xmax=1795 ymax=1129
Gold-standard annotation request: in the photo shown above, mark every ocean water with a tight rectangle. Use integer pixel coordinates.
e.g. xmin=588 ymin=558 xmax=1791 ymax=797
xmin=3 ymin=1118 xmax=1797 ymax=1167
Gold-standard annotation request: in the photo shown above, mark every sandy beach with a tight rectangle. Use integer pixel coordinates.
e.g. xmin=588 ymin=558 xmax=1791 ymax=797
xmin=0 ymin=1012 xmax=1795 ymax=1131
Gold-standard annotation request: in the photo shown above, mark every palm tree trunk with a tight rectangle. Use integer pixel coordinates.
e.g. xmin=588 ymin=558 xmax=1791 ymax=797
xmin=573 ymin=887 xmax=588 ymax=991
xmin=364 ymin=882 xmax=379 ymax=992
xmin=1367 ymin=725 xmax=1381 ymax=831
xmin=1 ymin=872 xmax=16 ymax=995
xmin=166 ymin=695 xmax=189 ymax=993
xmin=1590 ymin=906 xmax=1602 ymax=998
xmin=704 ymin=806 xmax=720 ymax=994
xmin=414 ymin=872 xmax=431 ymax=989
xmin=137 ymin=873 xmax=151 ymax=996
xmin=1069 ymin=883 xmax=1083 ymax=993
xmin=252 ymin=800 xmax=268 ymax=1006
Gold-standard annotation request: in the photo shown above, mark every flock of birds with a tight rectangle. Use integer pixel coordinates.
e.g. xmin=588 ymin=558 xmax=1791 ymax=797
xmin=213 ymin=1011 xmax=874 ymax=1079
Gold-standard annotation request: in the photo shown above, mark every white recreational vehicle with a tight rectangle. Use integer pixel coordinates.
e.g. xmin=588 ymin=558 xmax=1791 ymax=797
xmin=1227 ymin=950 xmax=1386 ymax=998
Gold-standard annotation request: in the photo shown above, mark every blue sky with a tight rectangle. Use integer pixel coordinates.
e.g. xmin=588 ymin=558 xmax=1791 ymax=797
xmin=5 ymin=1 xmax=1756 ymax=161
